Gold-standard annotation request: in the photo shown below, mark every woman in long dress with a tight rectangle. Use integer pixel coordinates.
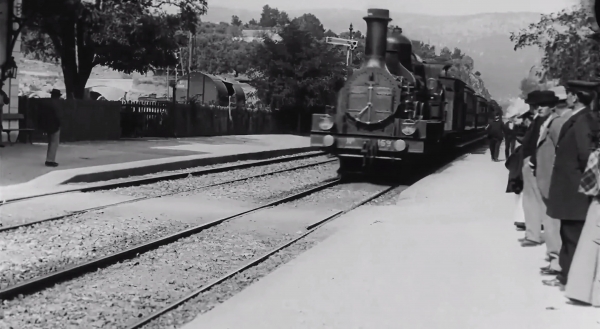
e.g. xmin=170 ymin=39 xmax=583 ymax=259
xmin=506 ymin=115 xmax=528 ymax=230
xmin=565 ymin=141 xmax=600 ymax=306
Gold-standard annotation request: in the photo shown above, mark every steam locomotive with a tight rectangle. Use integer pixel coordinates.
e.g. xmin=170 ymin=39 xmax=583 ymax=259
xmin=310 ymin=8 xmax=501 ymax=175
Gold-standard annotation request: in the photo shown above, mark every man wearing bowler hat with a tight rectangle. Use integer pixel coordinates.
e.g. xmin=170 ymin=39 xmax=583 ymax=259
xmin=530 ymin=86 xmax=573 ymax=275
xmin=518 ymin=90 xmax=555 ymax=247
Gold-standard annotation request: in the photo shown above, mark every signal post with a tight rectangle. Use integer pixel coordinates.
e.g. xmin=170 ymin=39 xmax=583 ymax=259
xmin=326 ymin=24 xmax=358 ymax=67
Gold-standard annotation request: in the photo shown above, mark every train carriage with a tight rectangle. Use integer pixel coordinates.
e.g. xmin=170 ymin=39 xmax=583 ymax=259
xmin=311 ymin=8 xmax=497 ymax=175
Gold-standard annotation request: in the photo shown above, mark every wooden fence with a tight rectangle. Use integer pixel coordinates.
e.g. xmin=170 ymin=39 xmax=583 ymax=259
xmin=18 ymin=97 xmax=121 ymax=142
xmin=18 ymin=98 xmax=298 ymax=142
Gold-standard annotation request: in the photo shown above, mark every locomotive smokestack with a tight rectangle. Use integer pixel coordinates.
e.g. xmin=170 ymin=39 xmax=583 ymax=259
xmin=363 ymin=8 xmax=392 ymax=68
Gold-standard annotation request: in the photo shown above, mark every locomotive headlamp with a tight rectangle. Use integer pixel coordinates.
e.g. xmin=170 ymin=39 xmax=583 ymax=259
xmin=319 ymin=115 xmax=335 ymax=130
xmin=393 ymin=139 xmax=407 ymax=151
xmin=323 ymin=135 xmax=335 ymax=147
xmin=401 ymin=121 xmax=417 ymax=136
xmin=426 ymin=78 xmax=437 ymax=91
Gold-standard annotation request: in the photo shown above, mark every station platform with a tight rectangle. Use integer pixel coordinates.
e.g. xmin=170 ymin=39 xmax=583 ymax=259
xmin=0 ymin=135 xmax=312 ymax=200
xmin=181 ymin=148 xmax=599 ymax=329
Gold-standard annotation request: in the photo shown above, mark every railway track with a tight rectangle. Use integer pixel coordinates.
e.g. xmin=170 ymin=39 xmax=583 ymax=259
xmin=1 ymin=178 xmax=399 ymax=329
xmin=126 ymin=183 xmax=397 ymax=329
xmin=0 ymin=154 xmax=336 ymax=232
xmin=0 ymin=178 xmax=344 ymax=300
xmin=0 ymin=151 xmax=327 ymax=206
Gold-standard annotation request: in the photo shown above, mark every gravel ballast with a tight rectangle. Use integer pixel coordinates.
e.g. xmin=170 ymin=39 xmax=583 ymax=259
xmin=0 ymin=161 xmax=338 ymax=291
xmin=139 ymin=236 xmax=323 ymax=329
xmin=108 ymin=155 xmax=334 ymax=198
xmin=0 ymin=182 xmax=383 ymax=329
xmin=80 ymin=151 xmax=324 ymax=186
xmin=138 ymin=185 xmax=395 ymax=329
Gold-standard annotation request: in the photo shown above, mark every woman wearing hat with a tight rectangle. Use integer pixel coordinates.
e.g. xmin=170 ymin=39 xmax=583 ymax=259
xmin=507 ymin=104 xmax=536 ymax=232
xmin=518 ymin=90 xmax=555 ymax=247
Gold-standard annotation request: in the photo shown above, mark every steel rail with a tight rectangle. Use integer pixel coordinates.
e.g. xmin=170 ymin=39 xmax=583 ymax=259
xmin=0 ymin=151 xmax=326 ymax=206
xmin=0 ymin=178 xmax=342 ymax=300
xmin=125 ymin=183 xmax=399 ymax=329
xmin=0 ymin=158 xmax=337 ymax=233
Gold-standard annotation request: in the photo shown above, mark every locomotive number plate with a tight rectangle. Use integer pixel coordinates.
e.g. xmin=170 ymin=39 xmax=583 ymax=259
xmin=377 ymin=139 xmax=393 ymax=149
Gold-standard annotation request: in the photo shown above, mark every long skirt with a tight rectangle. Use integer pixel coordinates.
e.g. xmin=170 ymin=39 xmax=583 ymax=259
xmin=565 ymin=198 xmax=600 ymax=306
xmin=514 ymin=193 xmax=525 ymax=224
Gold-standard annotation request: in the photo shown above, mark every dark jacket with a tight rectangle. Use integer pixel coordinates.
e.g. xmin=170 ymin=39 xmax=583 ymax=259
xmin=38 ymin=100 xmax=61 ymax=134
xmin=518 ymin=115 xmax=546 ymax=160
xmin=505 ymin=145 xmax=524 ymax=194
xmin=546 ymin=108 xmax=597 ymax=220
xmin=503 ymin=121 xmax=518 ymax=141
xmin=487 ymin=120 xmax=504 ymax=140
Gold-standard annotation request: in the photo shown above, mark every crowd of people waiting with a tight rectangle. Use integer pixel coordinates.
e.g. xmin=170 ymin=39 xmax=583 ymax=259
xmin=496 ymin=82 xmax=600 ymax=306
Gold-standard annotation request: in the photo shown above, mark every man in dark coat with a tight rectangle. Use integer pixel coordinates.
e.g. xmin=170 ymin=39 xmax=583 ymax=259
xmin=544 ymin=88 xmax=597 ymax=287
xmin=486 ymin=114 xmax=504 ymax=161
xmin=42 ymin=89 xmax=62 ymax=167
xmin=503 ymin=115 xmax=518 ymax=159
xmin=518 ymin=90 xmax=555 ymax=247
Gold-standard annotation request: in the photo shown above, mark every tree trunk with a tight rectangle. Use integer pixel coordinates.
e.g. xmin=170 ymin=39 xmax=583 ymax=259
xmin=52 ymin=18 xmax=95 ymax=99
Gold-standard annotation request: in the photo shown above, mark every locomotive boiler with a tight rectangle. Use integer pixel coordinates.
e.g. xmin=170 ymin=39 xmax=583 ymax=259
xmin=310 ymin=8 xmax=498 ymax=175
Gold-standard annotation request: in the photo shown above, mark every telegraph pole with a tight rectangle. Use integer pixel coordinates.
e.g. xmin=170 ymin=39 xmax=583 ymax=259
xmin=186 ymin=31 xmax=192 ymax=101
xmin=348 ymin=24 xmax=354 ymax=66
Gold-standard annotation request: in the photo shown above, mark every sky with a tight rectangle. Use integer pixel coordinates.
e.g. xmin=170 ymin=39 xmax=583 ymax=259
xmin=214 ymin=0 xmax=580 ymax=16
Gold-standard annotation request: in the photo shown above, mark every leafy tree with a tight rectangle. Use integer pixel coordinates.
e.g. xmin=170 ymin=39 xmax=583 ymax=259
xmin=451 ymin=47 xmax=464 ymax=60
xmin=248 ymin=23 xmax=347 ymax=129
xmin=412 ymin=41 xmax=436 ymax=59
xmin=439 ymin=47 xmax=453 ymax=60
xmin=510 ymin=6 xmax=600 ymax=84
xmin=291 ymin=13 xmax=325 ymax=39
xmin=177 ymin=22 xmax=256 ymax=77
xmin=324 ymin=29 xmax=337 ymax=38
xmin=246 ymin=18 xmax=259 ymax=28
xmin=258 ymin=5 xmax=290 ymax=27
xmin=231 ymin=15 xmax=243 ymax=27
xmin=339 ymin=30 xmax=363 ymax=39
xmin=22 ymin=0 xmax=205 ymax=99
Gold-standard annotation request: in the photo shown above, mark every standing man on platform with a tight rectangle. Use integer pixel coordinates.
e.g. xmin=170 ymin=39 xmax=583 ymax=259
xmin=503 ymin=115 xmax=518 ymax=159
xmin=544 ymin=87 xmax=597 ymax=287
xmin=518 ymin=90 xmax=553 ymax=247
xmin=486 ymin=114 xmax=504 ymax=162
xmin=530 ymin=86 xmax=572 ymax=276
xmin=43 ymin=89 xmax=62 ymax=167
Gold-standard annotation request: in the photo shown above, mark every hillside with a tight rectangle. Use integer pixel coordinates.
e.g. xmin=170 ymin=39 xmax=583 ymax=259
xmin=202 ymin=6 xmax=544 ymax=101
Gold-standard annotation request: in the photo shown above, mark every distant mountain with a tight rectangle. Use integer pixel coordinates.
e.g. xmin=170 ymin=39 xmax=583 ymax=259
xmin=202 ymin=6 xmax=544 ymax=101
